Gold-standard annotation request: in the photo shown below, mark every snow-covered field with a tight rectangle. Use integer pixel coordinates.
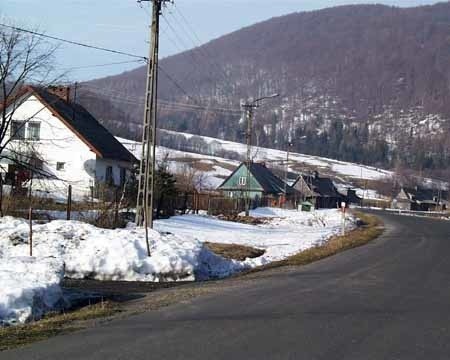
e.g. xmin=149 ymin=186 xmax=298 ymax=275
xmin=156 ymin=208 xmax=351 ymax=270
xmin=158 ymin=130 xmax=394 ymax=181
xmin=117 ymin=133 xmax=393 ymax=192
xmin=0 ymin=208 xmax=353 ymax=324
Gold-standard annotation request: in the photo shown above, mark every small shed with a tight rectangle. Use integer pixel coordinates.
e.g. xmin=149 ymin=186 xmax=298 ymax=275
xmin=301 ymin=201 xmax=314 ymax=212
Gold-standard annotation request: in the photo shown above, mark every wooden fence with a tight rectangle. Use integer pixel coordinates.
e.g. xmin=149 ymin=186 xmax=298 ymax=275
xmin=158 ymin=193 xmax=297 ymax=217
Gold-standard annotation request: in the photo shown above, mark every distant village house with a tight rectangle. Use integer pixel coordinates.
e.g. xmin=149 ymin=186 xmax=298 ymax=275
xmin=393 ymin=186 xmax=448 ymax=212
xmin=292 ymin=171 xmax=344 ymax=209
xmin=218 ymin=162 xmax=297 ymax=207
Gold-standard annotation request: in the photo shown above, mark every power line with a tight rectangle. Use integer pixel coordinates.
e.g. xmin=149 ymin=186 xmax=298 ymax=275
xmin=79 ymin=85 xmax=240 ymax=114
xmin=0 ymin=23 xmax=148 ymax=61
xmin=161 ymin=9 xmax=228 ymax=85
xmin=171 ymin=4 xmax=231 ymax=85
xmin=58 ymin=59 xmax=145 ymax=71
xmin=0 ymin=23 xmax=212 ymax=109
xmin=161 ymin=14 xmax=220 ymax=91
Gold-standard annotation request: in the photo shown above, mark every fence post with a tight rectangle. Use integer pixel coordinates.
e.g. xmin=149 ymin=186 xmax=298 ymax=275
xmin=66 ymin=185 xmax=72 ymax=221
xmin=114 ymin=187 xmax=119 ymax=227
xmin=207 ymin=194 xmax=211 ymax=215
xmin=195 ymin=192 xmax=199 ymax=214
xmin=0 ymin=174 xmax=3 ymax=217
xmin=29 ymin=207 xmax=33 ymax=256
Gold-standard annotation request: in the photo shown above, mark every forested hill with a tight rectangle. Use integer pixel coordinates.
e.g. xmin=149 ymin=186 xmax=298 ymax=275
xmin=80 ymin=2 xmax=450 ymax=176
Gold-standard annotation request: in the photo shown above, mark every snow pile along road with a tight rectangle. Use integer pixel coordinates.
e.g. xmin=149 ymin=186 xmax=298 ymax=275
xmin=0 ymin=257 xmax=65 ymax=325
xmin=0 ymin=217 xmax=208 ymax=282
xmin=0 ymin=208 xmax=353 ymax=324
xmin=156 ymin=208 xmax=354 ymax=272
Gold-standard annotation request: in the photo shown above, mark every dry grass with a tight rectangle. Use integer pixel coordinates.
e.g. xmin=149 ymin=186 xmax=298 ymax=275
xmin=206 ymin=242 xmax=265 ymax=261
xmin=248 ymin=211 xmax=383 ymax=272
xmin=0 ymin=301 xmax=119 ymax=352
xmin=215 ymin=161 xmax=237 ymax=172
xmin=191 ymin=161 xmax=215 ymax=172
xmin=217 ymin=214 xmax=269 ymax=225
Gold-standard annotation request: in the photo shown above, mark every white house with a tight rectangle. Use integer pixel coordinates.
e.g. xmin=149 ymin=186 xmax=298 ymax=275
xmin=0 ymin=85 xmax=137 ymax=200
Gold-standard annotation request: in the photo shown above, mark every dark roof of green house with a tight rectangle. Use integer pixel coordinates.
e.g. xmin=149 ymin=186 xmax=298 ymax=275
xmin=219 ymin=162 xmax=296 ymax=195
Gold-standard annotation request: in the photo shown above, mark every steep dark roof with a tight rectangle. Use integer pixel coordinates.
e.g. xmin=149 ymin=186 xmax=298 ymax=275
xmin=403 ymin=187 xmax=441 ymax=203
xmin=344 ymin=189 xmax=362 ymax=203
xmin=299 ymin=174 xmax=341 ymax=198
xmin=249 ymin=163 xmax=296 ymax=195
xmin=30 ymin=87 xmax=136 ymax=163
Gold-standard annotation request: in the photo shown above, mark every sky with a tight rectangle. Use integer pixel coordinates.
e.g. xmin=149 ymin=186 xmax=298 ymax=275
xmin=1 ymin=0 xmax=441 ymax=81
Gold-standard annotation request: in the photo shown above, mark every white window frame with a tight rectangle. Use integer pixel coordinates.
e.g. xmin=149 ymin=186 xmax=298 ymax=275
xmin=56 ymin=162 xmax=65 ymax=171
xmin=27 ymin=122 xmax=41 ymax=141
xmin=238 ymin=176 xmax=247 ymax=186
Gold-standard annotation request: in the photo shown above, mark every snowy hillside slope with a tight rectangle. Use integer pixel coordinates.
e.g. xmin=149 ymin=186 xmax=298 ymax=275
xmin=118 ymin=132 xmax=393 ymax=199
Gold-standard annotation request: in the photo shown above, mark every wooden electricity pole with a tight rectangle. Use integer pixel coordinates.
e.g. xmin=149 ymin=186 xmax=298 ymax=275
xmin=242 ymin=104 xmax=254 ymax=217
xmin=241 ymin=94 xmax=279 ymax=216
xmin=135 ymin=0 xmax=171 ymax=256
xmin=284 ymin=141 xmax=293 ymax=208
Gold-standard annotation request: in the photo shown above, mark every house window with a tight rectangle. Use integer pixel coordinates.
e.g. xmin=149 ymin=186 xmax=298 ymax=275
xmin=105 ymin=166 xmax=113 ymax=185
xmin=10 ymin=121 xmax=25 ymax=140
xmin=119 ymin=167 xmax=126 ymax=187
xmin=27 ymin=122 xmax=41 ymax=141
xmin=56 ymin=162 xmax=65 ymax=171
xmin=30 ymin=156 xmax=43 ymax=171
xmin=238 ymin=177 xmax=247 ymax=186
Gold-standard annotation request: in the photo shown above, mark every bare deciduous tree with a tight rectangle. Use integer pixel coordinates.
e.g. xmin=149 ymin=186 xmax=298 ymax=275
xmin=0 ymin=24 xmax=58 ymax=172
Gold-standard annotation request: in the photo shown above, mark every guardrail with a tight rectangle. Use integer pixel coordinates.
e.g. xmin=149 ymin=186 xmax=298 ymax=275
xmin=385 ymin=208 xmax=450 ymax=219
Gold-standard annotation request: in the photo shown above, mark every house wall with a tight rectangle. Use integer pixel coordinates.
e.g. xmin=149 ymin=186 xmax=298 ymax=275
xmin=95 ymin=157 xmax=133 ymax=187
xmin=1 ymin=95 xmax=131 ymax=200
xmin=393 ymin=189 xmax=412 ymax=210
xmin=219 ymin=165 xmax=264 ymax=199
xmin=293 ymin=177 xmax=316 ymax=198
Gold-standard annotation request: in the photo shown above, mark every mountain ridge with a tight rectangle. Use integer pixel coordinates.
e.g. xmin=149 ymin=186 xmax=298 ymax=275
xmin=79 ymin=2 xmax=450 ymax=176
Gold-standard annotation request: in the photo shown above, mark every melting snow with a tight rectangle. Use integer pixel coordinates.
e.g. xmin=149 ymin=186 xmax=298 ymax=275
xmin=0 ymin=208 xmax=353 ymax=324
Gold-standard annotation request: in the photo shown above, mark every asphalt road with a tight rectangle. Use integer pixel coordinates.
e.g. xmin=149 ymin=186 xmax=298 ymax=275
xmin=4 ymin=211 xmax=450 ymax=360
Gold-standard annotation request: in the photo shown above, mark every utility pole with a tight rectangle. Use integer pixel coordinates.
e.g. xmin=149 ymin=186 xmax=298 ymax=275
xmin=242 ymin=104 xmax=254 ymax=217
xmin=241 ymin=94 xmax=279 ymax=216
xmin=135 ymin=0 xmax=171 ymax=256
xmin=284 ymin=141 xmax=293 ymax=209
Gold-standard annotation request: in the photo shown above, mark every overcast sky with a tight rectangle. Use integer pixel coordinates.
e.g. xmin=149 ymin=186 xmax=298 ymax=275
xmin=1 ymin=0 xmax=441 ymax=81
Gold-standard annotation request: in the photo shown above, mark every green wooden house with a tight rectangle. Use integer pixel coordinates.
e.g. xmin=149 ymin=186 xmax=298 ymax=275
xmin=218 ymin=162 xmax=296 ymax=200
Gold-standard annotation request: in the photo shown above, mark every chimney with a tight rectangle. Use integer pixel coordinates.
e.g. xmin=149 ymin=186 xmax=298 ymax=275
xmin=47 ymin=85 xmax=71 ymax=103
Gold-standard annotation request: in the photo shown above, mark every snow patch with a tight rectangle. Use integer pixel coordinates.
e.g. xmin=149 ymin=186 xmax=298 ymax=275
xmin=0 ymin=257 xmax=65 ymax=325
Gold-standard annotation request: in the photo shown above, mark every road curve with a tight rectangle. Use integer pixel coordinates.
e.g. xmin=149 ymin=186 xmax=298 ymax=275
xmin=3 ymin=211 xmax=450 ymax=360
